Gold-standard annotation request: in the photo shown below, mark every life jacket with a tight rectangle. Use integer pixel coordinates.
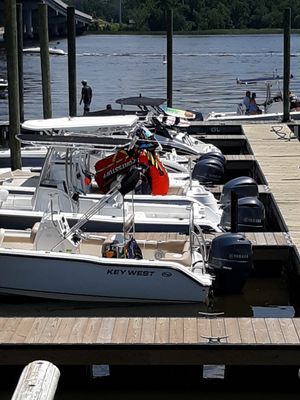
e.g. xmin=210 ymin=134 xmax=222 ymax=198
xmin=94 ymin=149 xmax=136 ymax=193
xmin=139 ymin=150 xmax=169 ymax=195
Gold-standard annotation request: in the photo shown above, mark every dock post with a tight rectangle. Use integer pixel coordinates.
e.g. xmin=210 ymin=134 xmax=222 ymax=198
xmin=11 ymin=360 xmax=60 ymax=400
xmin=283 ymin=7 xmax=291 ymax=122
xmin=166 ymin=8 xmax=173 ymax=107
xmin=231 ymin=190 xmax=238 ymax=233
xmin=67 ymin=6 xmax=77 ymax=117
xmin=17 ymin=3 xmax=24 ymax=123
xmin=39 ymin=3 xmax=52 ymax=119
xmin=5 ymin=0 xmax=22 ymax=170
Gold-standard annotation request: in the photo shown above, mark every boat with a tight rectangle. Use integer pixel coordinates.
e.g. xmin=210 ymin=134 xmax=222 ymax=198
xmin=23 ymin=47 xmax=66 ymax=56
xmin=0 ymin=129 xmax=223 ymax=234
xmin=0 ymin=78 xmax=8 ymax=91
xmin=206 ymin=73 xmax=300 ymax=122
xmin=0 ymin=168 xmax=253 ymax=302
xmin=0 ymin=116 xmax=265 ymax=233
xmin=0 ymin=78 xmax=8 ymax=98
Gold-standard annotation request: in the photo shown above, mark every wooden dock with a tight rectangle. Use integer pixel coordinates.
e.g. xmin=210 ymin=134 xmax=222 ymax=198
xmin=0 ymin=317 xmax=300 ymax=366
xmin=243 ymin=124 xmax=300 ymax=254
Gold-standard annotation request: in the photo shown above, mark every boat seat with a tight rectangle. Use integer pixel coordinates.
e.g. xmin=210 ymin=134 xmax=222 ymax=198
xmin=30 ymin=222 xmax=40 ymax=242
xmin=155 ymin=240 xmax=191 ymax=267
xmin=0 ymin=228 xmax=5 ymax=247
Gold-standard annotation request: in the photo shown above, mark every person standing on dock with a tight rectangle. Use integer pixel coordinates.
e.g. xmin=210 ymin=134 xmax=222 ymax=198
xmin=80 ymin=80 xmax=93 ymax=115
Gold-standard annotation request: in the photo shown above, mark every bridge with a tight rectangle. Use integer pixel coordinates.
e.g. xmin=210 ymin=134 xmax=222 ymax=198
xmin=0 ymin=0 xmax=93 ymax=38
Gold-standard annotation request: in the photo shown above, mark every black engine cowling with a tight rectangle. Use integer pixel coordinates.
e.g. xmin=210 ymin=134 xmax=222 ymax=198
xmin=220 ymin=176 xmax=259 ymax=206
xmin=220 ymin=196 xmax=265 ymax=231
xmin=208 ymin=233 xmax=253 ymax=293
xmin=198 ymin=151 xmax=226 ymax=166
xmin=192 ymin=157 xmax=224 ymax=184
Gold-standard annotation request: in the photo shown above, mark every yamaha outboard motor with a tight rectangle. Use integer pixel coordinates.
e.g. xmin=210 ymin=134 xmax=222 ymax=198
xmin=192 ymin=155 xmax=224 ymax=184
xmin=220 ymin=196 xmax=265 ymax=231
xmin=220 ymin=176 xmax=259 ymax=206
xmin=198 ymin=151 xmax=226 ymax=167
xmin=208 ymin=233 xmax=253 ymax=293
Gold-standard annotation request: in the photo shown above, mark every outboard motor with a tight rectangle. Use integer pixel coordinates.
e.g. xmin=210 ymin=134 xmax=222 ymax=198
xmin=220 ymin=176 xmax=259 ymax=206
xmin=198 ymin=151 xmax=226 ymax=167
xmin=207 ymin=233 xmax=253 ymax=293
xmin=192 ymin=156 xmax=224 ymax=184
xmin=220 ymin=196 xmax=265 ymax=231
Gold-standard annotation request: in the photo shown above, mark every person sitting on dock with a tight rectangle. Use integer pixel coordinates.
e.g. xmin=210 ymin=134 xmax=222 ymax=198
xmin=79 ymin=80 xmax=93 ymax=115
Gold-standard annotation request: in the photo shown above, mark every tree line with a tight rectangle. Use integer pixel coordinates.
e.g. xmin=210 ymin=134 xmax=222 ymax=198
xmin=65 ymin=0 xmax=300 ymax=31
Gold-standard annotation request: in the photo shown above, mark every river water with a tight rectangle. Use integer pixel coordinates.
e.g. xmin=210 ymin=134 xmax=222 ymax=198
xmin=0 ymin=34 xmax=300 ymax=397
xmin=1 ymin=34 xmax=300 ymax=119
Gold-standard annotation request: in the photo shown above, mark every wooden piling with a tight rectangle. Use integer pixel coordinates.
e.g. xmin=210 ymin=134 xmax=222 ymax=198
xmin=67 ymin=6 xmax=77 ymax=117
xmin=17 ymin=3 xmax=24 ymax=123
xmin=166 ymin=8 xmax=173 ymax=107
xmin=5 ymin=0 xmax=22 ymax=170
xmin=11 ymin=360 xmax=60 ymax=400
xmin=283 ymin=7 xmax=291 ymax=122
xmin=39 ymin=3 xmax=52 ymax=119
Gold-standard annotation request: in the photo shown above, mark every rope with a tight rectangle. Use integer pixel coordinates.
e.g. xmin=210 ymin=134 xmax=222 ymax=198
xmin=271 ymin=125 xmax=297 ymax=141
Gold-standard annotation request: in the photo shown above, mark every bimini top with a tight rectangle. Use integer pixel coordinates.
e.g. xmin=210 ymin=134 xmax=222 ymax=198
xmin=236 ymin=74 xmax=293 ymax=85
xmin=115 ymin=96 xmax=166 ymax=107
xmin=21 ymin=115 xmax=139 ymax=132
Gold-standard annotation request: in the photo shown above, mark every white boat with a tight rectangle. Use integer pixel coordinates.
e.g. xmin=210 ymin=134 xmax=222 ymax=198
xmin=0 ymin=124 xmax=223 ymax=233
xmin=0 ymin=78 xmax=8 ymax=91
xmin=0 ymin=165 xmax=254 ymax=302
xmin=0 ymin=171 xmax=214 ymax=303
xmin=206 ymin=74 xmax=300 ymax=122
xmin=23 ymin=47 xmax=66 ymax=56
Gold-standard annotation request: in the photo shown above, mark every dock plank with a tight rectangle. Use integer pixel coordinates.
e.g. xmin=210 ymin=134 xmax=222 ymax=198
xmin=68 ymin=318 xmax=89 ymax=344
xmin=279 ymin=318 xmax=300 ymax=344
xmin=96 ymin=317 xmax=115 ymax=343
xmin=154 ymin=318 xmax=170 ymax=344
xmin=23 ymin=317 xmax=49 ymax=344
xmin=169 ymin=318 xmax=184 ymax=343
xmin=183 ymin=318 xmax=198 ymax=343
xmin=140 ymin=318 xmax=156 ymax=343
xmin=11 ymin=317 xmax=37 ymax=344
xmin=265 ymin=319 xmax=285 ymax=343
xmin=252 ymin=318 xmax=270 ymax=344
xmin=54 ymin=318 xmax=76 ymax=344
xmin=126 ymin=318 xmax=143 ymax=343
xmin=197 ymin=318 xmax=211 ymax=343
xmin=111 ymin=317 xmax=129 ymax=343
xmin=82 ymin=318 xmax=103 ymax=343
xmin=224 ymin=318 xmax=241 ymax=343
xmin=238 ymin=318 xmax=256 ymax=343
xmin=37 ymin=318 xmax=62 ymax=344
xmin=0 ymin=318 xmax=22 ymax=343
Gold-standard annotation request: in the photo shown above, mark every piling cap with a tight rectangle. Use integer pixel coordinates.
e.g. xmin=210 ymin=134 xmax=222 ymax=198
xmin=81 ymin=80 xmax=87 ymax=85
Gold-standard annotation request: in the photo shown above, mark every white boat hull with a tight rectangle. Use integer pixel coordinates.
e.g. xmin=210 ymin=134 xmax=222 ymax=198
xmin=0 ymin=249 xmax=210 ymax=303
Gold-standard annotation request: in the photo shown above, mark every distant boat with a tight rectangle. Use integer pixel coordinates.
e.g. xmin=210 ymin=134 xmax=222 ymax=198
xmin=0 ymin=78 xmax=8 ymax=98
xmin=23 ymin=47 xmax=66 ymax=56
xmin=163 ymin=55 xmax=167 ymax=64
xmin=0 ymin=78 xmax=8 ymax=91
